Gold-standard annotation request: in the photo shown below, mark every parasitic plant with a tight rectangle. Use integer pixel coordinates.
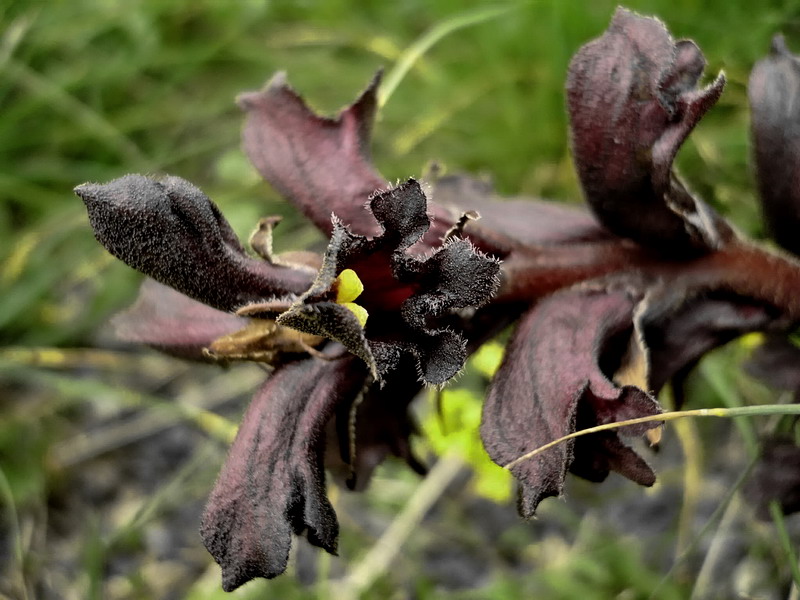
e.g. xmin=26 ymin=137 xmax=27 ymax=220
xmin=77 ymin=8 xmax=800 ymax=591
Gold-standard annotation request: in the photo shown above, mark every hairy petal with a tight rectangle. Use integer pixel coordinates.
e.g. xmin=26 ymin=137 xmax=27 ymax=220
xmin=566 ymin=7 xmax=729 ymax=254
xmin=481 ymin=287 xmax=661 ymax=518
xmin=749 ymin=35 xmax=800 ymax=256
xmin=240 ymin=72 xmax=386 ymax=238
xmin=112 ymin=278 xmax=248 ymax=359
xmin=277 ymin=180 xmax=500 ymax=385
xmin=399 ymin=237 xmax=500 ymax=383
xmin=76 ymin=175 xmax=313 ymax=312
xmin=201 ymin=356 xmax=366 ymax=591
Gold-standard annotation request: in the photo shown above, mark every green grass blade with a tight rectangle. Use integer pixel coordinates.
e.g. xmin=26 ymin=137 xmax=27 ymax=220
xmin=378 ymin=4 xmax=519 ymax=108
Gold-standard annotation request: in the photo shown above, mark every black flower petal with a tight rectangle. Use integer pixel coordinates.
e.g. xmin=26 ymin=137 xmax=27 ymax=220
xmin=276 ymin=179 xmax=501 ymax=385
xmin=481 ymin=286 xmax=661 ymax=518
xmin=200 ymin=355 xmax=367 ymax=591
xmin=239 ymin=71 xmax=386 ymax=238
xmin=327 ymin=357 xmax=427 ymax=491
xmin=76 ymin=175 xmax=313 ymax=312
xmin=641 ymin=292 xmax=775 ymax=395
xmin=239 ymin=72 xmax=458 ymax=251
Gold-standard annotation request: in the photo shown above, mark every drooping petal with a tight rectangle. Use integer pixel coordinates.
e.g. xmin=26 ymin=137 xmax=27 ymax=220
xmin=239 ymin=71 xmax=386 ymax=238
xmin=200 ymin=355 xmax=367 ymax=591
xmin=749 ymin=35 xmax=800 ymax=256
xmin=566 ymin=7 xmax=730 ymax=254
xmin=76 ymin=175 xmax=313 ymax=312
xmin=111 ymin=278 xmax=248 ymax=359
xmin=481 ymin=287 xmax=661 ymax=518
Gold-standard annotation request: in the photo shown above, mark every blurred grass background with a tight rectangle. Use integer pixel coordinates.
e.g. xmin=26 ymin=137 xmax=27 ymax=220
xmin=2 ymin=0 xmax=800 ymax=598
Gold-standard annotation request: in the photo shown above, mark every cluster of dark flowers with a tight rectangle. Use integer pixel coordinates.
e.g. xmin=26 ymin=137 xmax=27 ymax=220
xmin=76 ymin=7 xmax=800 ymax=592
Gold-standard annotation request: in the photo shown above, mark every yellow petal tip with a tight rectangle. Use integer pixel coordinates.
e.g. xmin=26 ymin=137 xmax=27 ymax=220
xmin=341 ymin=302 xmax=369 ymax=328
xmin=335 ymin=268 xmax=364 ymax=304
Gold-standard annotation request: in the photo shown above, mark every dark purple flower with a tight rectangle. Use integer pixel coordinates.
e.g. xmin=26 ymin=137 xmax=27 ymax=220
xmin=744 ymin=35 xmax=800 ymax=516
xmin=566 ymin=7 xmax=730 ymax=254
xmin=77 ymin=6 xmax=800 ymax=591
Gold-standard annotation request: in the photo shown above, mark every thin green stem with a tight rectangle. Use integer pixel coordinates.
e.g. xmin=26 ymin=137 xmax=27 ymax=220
xmin=650 ymin=455 xmax=759 ymax=599
xmin=769 ymin=501 xmax=800 ymax=589
xmin=0 ymin=465 xmax=29 ymax=600
xmin=379 ymin=4 xmax=518 ymax=108
xmin=699 ymin=358 xmax=759 ymax=456
xmin=333 ymin=453 xmax=465 ymax=599
xmin=503 ymin=405 xmax=800 ymax=470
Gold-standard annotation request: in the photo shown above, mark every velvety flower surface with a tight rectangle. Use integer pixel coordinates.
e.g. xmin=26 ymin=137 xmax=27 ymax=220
xmin=78 ymin=6 xmax=800 ymax=592
xmin=200 ymin=355 xmax=366 ymax=590
xmin=566 ymin=7 xmax=730 ymax=254
xmin=481 ymin=286 xmax=661 ymax=517
xmin=273 ymin=179 xmax=500 ymax=385
xmin=76 ymin=175 xmax=314 ymax=312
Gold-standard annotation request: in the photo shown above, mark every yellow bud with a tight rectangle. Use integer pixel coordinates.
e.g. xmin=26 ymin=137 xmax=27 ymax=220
xmin=340 ymin=302 xmax=369 ymax=328
xmin=335 ymin=269 xmax=364 ymax=304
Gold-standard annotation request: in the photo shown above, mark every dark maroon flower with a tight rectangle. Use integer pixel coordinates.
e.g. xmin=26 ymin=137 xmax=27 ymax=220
xmin=76 ymin=169 xmax=498 ymax=590
xmin=77 ymin=6 xmax=800 ymax=592
xmin=566 ymin=7 xmax=730 ymax=254
xmin=743 ymin=35 xmax=800 ymax=517
xmin=76 ymin=73 xmax=500 ymax=589
xmin=272 ymin=179 xmax=500 ymax=385
xmin=76 ymin=174 xmax=314 ymax=312
xmin=481 ymin=285 xmax=661 ymax=516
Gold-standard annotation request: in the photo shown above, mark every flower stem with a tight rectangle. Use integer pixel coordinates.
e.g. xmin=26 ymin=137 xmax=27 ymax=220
xmin=503 ymin=404 xmax=800 ymax=470
xmin=497 ymin=237 xmax=800 ymax=324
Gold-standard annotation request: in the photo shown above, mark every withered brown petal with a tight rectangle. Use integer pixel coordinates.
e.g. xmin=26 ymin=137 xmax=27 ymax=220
xmin=112 ymin=278 xmax=248 ymax=359
xmin=481 ymin=287 xmax=661 ymax=518
xmin=76 ymin=175 xmax=313 ymax=312
xmin=239 ymin=71 xmax=386 ymax=238
xmin=201 ymin=356 xmax=366 ymax=591
xmin=566 ymin=7 xmax=728 ymax=254
xmin=744 ymin=438 xmax=800 ymax=519
xmin=749 ymin=35 xmax=800 ymax=256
